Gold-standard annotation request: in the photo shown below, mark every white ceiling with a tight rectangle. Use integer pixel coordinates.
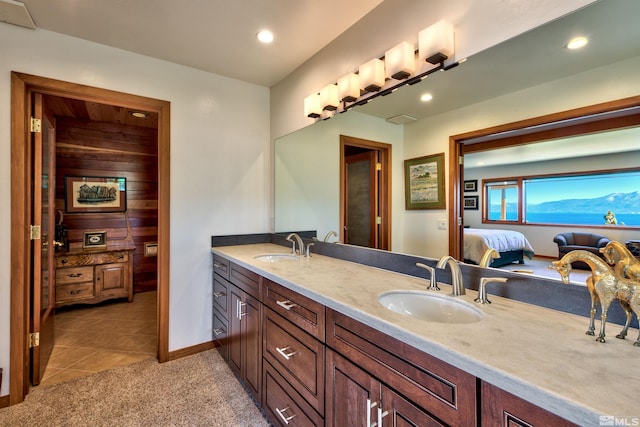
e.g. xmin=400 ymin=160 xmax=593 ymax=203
xmin=7 ymin=0 xmax=383 ymax=87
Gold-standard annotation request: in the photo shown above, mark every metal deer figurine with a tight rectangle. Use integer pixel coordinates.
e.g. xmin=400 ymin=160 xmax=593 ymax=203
xmin=550 ymin=250 xmax=640 ymax=346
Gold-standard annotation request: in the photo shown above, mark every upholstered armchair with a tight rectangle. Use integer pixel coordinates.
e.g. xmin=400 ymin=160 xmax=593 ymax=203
xmin=553 ymin=232 xmax=610 ymax=269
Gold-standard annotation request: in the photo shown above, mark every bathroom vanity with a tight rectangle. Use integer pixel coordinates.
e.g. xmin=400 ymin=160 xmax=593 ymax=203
xmin=211 ymin=242 xmax=637 ymax=426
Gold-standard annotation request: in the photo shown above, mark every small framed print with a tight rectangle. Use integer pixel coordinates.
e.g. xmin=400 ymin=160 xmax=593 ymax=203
xmin=144 ymin=242 xmax=158 ymax=257
xmin=464 ymin=196 xmax=479 ymax=210
xmin=463 ymin=180 xmax=477 ymax=192
xmin=65 ymin=176 xmax=126 ymax=213
xmin=83 ymin=231 xmax=107 ymax=248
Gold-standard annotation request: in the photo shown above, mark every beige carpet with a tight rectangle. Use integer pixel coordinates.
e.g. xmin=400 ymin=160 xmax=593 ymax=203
xmin=0 ymin=350 xmax=269 ymax=427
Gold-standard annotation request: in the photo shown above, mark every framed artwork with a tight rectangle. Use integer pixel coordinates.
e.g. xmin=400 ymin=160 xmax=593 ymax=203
xmin=464 ymin=180 xmax=477 ymax=192
xmin=65 ymin=176 xmax=126 ymax=213
xmin=404 ymin=153 xmax=445 ymax=210
xmin=464 ymin=196 xmax=479 ymax=210
xmin=83 ymin=231 xmax=107 ymax=249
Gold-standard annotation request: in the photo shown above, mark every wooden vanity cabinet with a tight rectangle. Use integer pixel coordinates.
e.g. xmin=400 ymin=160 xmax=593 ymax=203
xmin=55 ymin=248 xmax=133 ymax=307
xmin=481 ymin=381 xmax=578 ymax=427
xmin=325 ymin=308 xmax=477 ymax=427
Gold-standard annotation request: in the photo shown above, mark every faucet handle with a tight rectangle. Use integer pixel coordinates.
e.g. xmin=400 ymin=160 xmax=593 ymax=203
xmin=416 ymin=262 xmax=440 ymax=291
xmin=305 ymin=243 xmax=315 ymax=257
xmin=474 ymin=277 xmax=508 ymax=304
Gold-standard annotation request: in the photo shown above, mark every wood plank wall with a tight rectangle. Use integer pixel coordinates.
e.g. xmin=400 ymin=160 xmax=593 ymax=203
xmin=55 ymin=117 xmax=158 ymax=293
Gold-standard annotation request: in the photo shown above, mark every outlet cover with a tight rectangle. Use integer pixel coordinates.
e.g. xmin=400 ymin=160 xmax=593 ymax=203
xmin=437 ymin=219 xmax=447 ymax=230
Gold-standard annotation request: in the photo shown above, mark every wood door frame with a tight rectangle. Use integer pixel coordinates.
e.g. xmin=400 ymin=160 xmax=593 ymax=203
xmin=339 ymin=135 xmax=391 ymax=250
xmin=10 ymin=72 xmax=171 ymax=404
xmin=447 ymin=95 xmax=640 ymax=260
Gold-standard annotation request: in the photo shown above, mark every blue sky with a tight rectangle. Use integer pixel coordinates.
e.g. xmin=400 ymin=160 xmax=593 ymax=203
xmin=524 ymin=172 xmax=640 ymax=204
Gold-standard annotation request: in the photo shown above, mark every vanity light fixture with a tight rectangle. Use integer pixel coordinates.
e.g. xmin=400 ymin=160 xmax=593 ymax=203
xmin=419 ymin=19 xmax=455 ymax=64
xmin=304 ymin=93 xmax=322 ymax=118
xmin=359 ymin=57 xmax=386 ymax=92
xmin=337 ymin=73 xmax=360 ymax=102
xmin=319 ymin=83 xmax=339 ymax=111
xmin=256 ymin=30 xmax=274 ymax=44
xmin=566 ymin=36 xmax=588 ymax=50
xmin=385 ymin=41 xmax=416 ymax=80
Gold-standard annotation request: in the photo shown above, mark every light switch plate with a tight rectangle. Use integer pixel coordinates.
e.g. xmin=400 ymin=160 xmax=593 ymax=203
xmin=437 ymin=219 xmax=447 ymax=230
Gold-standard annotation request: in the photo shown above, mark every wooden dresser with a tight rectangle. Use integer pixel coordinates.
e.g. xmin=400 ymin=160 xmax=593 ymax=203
xmin=54 ymin=248 xmax=134 ymax=307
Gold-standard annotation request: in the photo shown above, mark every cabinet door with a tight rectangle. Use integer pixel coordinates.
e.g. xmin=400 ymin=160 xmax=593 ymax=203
xmin=380 ymin=385 xmax=446 ymax=427
xmin=95 ymin=262 xmax=128 ymax=297
xmin=326 ymin=349 xmax=379 ymax=427
xmin=242 ymin=291 xmax=262 ymax=403
xmin=228 ymin=287 xmax=243 ymax=374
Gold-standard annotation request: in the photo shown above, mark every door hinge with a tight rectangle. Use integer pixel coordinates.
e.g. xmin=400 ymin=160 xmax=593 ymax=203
xmin=458 ymin=156 xmax=464 ymax=165
xmin=376 ymin=216 xmax=382 ymax=224
xmin=29 ymin=332 xmax=40 ymax=348
xmin=376 ymin=163 xmax=382 ymax=171
xmin=30 ymin=117 xmax=42 ymax=133
xmin=30 ymin=225 xmax=41 ymax=240
xmin=458 ymin=217 xmax=463 ymax=226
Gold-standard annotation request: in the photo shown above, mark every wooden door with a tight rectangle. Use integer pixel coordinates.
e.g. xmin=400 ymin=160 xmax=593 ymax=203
xmin=228 ymin=286 xmax=243 ymax=374
xmin=30 ymin=93 xmax=56 ymax=385
xmin=326 ymin=349 xmax=380 ymax=427
xmin=242 ymin=292 xmax=262 ymax=403
xmin=380 ymin=385 xmax=446 ymax=427
xmin=344 ymin=151 xmax=378 ymax=248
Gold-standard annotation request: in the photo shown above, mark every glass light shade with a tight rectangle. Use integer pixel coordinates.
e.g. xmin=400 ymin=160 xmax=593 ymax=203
xmin=385 ymin=41 xmax=415 ymax=80
xmin=304 ymin=93 xmax=321 ymax=118
xmin=337 ymin=73 xmax=360 ymax=102
xmin=319 ymin=83 xmax=339 ymax=111
xmin=359 ymin=58 xmax=385 ymax=92
xmin=418 ymin=19 xmax=454 ymax=64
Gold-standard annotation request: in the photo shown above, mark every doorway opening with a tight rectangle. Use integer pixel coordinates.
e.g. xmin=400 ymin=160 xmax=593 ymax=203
xmin=10 ymin=72 xmax=171 ymax=405
xmin=340 ymin=135 xmax=391 ymax=250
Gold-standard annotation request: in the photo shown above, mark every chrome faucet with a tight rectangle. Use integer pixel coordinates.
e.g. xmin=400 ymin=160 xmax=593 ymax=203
xmin=286 ymin=233 xmax=304 ymax=256
xmin=436 ymin=255 xmax=465 ymax=296
xmin=323 ymin=230 xmax=338 ymax=242
xmin=474 ymin=277 xmax=508 ymax=304
xmin=479 ymin=248 xmax=500 ymax=268
xmin=416 ymin=262 xmax=440 ymax=291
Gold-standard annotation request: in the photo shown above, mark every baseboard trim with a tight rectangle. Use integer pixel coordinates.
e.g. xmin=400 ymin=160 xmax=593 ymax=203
xmin=0 ymin=394 xmax=10 ymax=408
xmin=166 ymin=340 xmax=216 ymax=361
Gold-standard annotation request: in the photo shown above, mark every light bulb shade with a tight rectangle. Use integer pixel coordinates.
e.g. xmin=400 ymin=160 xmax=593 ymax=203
xmin=337 ymin=73 xmax=360 ymax=102
xmin=419 ymin=19 xmax=454 ymax=65
xmin=359 ymin=58 xmax=385 ymax=92
xmin=319 ymin=83 xmax=339 ymax=111
xmin=304 ymin=93 xmax=322 ymax=118
xmin=385 ymin=41 xmax=415 ymax=80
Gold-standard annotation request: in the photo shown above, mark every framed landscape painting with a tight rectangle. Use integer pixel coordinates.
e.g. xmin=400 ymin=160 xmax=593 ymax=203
xmin=404 ymin=153 xmax=445 ymax=210
xmin=65 ymin=176 xmax=126 ymax=213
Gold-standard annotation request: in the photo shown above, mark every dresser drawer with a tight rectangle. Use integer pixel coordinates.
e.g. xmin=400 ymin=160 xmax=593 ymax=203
xmin=263 ymin=361 xmax=324 ymax=427
xmin=212 ymin=253 xmax=230 ymax=281
xmin=55 ymin=282 xmax=94 ymax=304
xmin=212 ymin=275 xmax=230 ymax=319
xmin=263 ymin=308 xmax=324 ymax=414
xmin=56 ymin=251 xmax=128 ymax=268
xmin=230 ymin=262 xmax=261 ymax=299
xmin=212 ymin=308 xmax=229 ymax=361
xmin=264 ymin=279 xmax=325 ymax=341
xmin=55 ymin=266 xmax=94 ymax=284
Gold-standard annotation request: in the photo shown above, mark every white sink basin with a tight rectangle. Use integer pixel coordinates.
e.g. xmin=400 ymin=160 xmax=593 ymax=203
xmin=253 ymin=253 xmax=299 ymax=262
xmin=378 ymin=290 xmax=483 ymax=324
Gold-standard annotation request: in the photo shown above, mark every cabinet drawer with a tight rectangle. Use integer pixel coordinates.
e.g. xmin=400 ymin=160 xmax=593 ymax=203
xmin=212 ymin=253 xmax=230 ymax=281
xmin=56 ymin=251 xmax=128 ymax=268
xmin=264 ymin=279 xmax=325 ymax=341
xmin=213 ymin=275 xmax=230 ymax=319
xmin=230 ymin=262 xmax=261 ymax=299
xmin=326 ymin=308 xmax=476 ymax=426
xmin=264 ymin=361 xmax=324 ymax=427
xmin=264 ymin=308 xmax=324 ymax=415
xmin=212 ymin=308 xmax=229 ymax=361
xmin=55 ymin=282 xmax=94 ymax=303
xmin=55 ymin=266 xmax=94 ymax=284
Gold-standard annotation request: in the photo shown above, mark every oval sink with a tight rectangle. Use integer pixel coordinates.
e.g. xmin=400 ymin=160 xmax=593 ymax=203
xmin=378 ymin=290 xmax=483 ymax=324
xmin=253 ymin=253 xmax=299 ymax=262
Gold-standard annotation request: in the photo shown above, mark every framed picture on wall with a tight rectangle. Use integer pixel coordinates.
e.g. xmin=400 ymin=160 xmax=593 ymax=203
xmin=464 ymin=196 xmax=479 ymax=210
xmin=83 ymin=231 xmax=107 ymax=248
xmin=404 ymin=153 xmax=446 ymax=210
xmin=65 ymin=176 xmax=126 ymax=213
xmin=463 ymin=180 xmax=477 ymax=192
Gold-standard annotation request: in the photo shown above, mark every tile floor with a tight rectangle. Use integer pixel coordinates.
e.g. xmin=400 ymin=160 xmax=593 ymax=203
xmin=38 ymin=290 xmax=157 ymax=387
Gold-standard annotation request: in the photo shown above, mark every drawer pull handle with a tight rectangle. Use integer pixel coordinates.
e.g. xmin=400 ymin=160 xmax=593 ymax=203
xmin=275 ymin=346 xmax=297 ymax=360
xmin=61 ymin=259 xmax=67 ymax=265
xmin=276 ymin=300 xmax=297 ymax=311
xmin=213 ymin=327 xmax=225 ymax=336
xmin=117 ymin=254 xmax=124 ymax=260
xmin=275 ymin=406 xmax=296 ymax=424
xmin=378 ymin=407 xmax=389 ymax=427
xmin=237 ymin=301 xmax=247 ymax=319
xmin=67 ymin=273 xmax=83 ymax=278
xmin=66 ymin=289 xmax=84 ymax=295
xmin=366 ymin=399 xmax=377 ymax=427
xmin=213 ymin=262 xmax=223 ymax=269
xmin=213 ymin=292 xmax=225 ymax=298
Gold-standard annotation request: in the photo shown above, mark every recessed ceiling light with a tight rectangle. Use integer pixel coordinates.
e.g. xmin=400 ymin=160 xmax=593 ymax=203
xmin=420 ymin=93 xmax=433 ymax=102
xmin=130 ymin=111 xmax=147 ymax=118
xmin=566 ymin=36 xmax=588 ymax=50
xmin=256 ymin=30 xmax=274 ymax=44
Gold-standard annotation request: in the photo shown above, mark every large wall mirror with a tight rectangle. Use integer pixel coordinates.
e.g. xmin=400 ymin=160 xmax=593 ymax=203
xmin=274 ymin=0 xmax=640 ymax=284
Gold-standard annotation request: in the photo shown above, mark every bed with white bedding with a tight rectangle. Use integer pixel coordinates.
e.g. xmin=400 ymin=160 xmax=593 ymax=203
xmin=464 ymin=228 xmax=535 ymax=267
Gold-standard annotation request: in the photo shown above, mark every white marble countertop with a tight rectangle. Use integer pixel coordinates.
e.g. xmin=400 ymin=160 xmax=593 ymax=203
xmin=212 ymin=243 xmax=638 ymax=426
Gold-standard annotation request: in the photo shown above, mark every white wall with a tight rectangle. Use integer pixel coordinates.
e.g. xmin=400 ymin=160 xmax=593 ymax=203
xmin=401 ymin=55 xmax=640 ymax=258
xmin=0 ymin=24 xmax=270 ymax=396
